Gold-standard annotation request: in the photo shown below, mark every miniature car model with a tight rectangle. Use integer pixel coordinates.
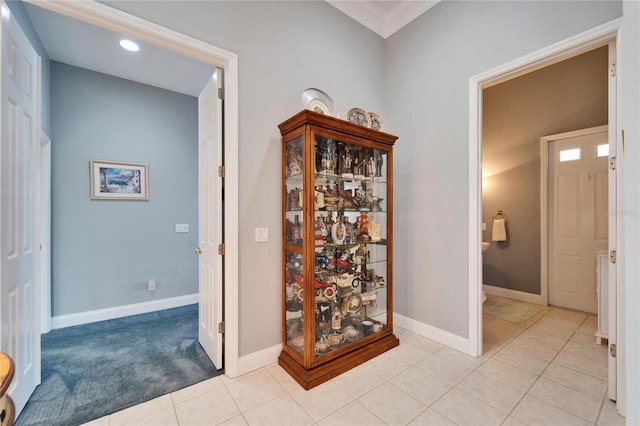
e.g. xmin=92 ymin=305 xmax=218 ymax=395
xmin=315 ymin=254 xmax=330 ymax=269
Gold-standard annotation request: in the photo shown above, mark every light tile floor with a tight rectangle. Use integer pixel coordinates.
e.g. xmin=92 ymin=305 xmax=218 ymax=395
xmin=82 ymin=296 xmax=626 ymax=425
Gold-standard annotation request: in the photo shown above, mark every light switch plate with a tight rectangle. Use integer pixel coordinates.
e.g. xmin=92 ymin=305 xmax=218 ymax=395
xmin=175 ymin=224 xmax=189 ymax=233
xmin=482 ymin=222 xmax=487 ymax=231
xmin=255 ymin=227 xmax=269 ymax=242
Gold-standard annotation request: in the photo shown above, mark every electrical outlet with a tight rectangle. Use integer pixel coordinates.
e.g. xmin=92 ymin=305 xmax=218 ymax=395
xmin=148 ymin=279 xmax=156 ymax=291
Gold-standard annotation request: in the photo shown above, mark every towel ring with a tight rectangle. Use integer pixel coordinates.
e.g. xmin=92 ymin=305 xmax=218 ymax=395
xmin=494 ymin=210 xmax=508 ymax=220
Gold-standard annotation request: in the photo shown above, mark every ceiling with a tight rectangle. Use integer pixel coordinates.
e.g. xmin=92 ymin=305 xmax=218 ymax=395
xmin=24 ymin=2 xmax=216 ymax=97
xmin=327 ymin=0 xmax=440 ymax=39
xmin=22 ymin=1 xmax=437 ymax=97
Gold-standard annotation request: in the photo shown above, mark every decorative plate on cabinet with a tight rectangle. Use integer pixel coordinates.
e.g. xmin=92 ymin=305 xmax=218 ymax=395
xmin=302 ymin=88 xmax=337 ymax=117
xmin=368 ymin=112 xmax=383 ymax=131
xmin=347 ymin=108 xmax=371 ymax=128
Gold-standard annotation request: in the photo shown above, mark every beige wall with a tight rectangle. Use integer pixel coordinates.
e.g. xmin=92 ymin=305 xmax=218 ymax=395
xmin=482 ymin=46 xmax=608 ymax=294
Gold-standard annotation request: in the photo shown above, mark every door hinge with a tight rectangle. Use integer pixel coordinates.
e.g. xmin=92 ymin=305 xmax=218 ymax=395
xmin=610 ymin=250 xmax=617 ymax=264
xmin=610 ymin=343 xmax=617 ymax=358
xmin=218 ymin=321 xmax=225 ymax=334
xmin=217 ymin=87 xmax=225 ymax=100
xmin=610 ymin=156 xmax=616 ymax=170
xmin=610 ymin=63 xmax=616 ymax=77
xmin=218 ymin=165 xmax=225 ymax=178
xmin=218 ymin=243 xmax=225 ymax=255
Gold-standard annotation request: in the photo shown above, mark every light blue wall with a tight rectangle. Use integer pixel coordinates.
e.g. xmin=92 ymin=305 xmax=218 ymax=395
xmin=102 ymin=0 xmax=387 ymax=356
xmin=50 ymin=61 xmax=198 ymax=316
xmin=385 ymin=1 xmax=622 ymax=337
xmin=6 ymin=0 xmax=50 ymax=135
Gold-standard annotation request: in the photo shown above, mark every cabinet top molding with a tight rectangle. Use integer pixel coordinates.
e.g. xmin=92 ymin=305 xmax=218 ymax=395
xmin=279 ymin=110 xmax=398 ymax=146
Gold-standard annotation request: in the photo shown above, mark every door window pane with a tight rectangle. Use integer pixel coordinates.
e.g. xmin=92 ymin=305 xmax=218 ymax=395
xmin=597 ymin=144 xmax=609 ymax=158
xmin=559 ymin=148 xmax=581 ymax=162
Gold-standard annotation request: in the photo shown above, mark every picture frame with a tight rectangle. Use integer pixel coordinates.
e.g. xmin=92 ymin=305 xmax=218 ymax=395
xmin=90 ymin=160 xmax=149 ymax=200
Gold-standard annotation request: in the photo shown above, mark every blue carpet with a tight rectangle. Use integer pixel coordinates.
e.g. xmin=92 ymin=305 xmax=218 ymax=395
xmin=16 ymin=304 xmax=220 ymax=426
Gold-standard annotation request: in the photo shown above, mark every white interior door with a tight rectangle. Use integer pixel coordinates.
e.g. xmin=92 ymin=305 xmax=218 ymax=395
xmin=0 ymin=4 xmax=41 ymax=415
xmin=549 ymin=129 xmax=608 ymax=314
xmin=197 ymin=69 xmax=223 ymax=369
xmin=606 ymin=42 xmax=617 ymax=403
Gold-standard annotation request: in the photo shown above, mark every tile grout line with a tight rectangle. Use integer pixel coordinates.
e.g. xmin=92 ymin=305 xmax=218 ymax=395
xmin=421 ymin=302 xmax=555 ymax=426
xmin=485 ymin=304 xmax=586 ymax=425
xmin=501 ymin=313 xmax=602 ymax=425
xmin=219 ymin=369 xmax=254 ymax=425
xmin=494 ymin=304 xmax=554 ymax=425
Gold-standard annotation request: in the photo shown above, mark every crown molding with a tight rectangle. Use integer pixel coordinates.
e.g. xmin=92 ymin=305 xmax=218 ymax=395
xmin=326 ymin=0 xmax=439 ymax=39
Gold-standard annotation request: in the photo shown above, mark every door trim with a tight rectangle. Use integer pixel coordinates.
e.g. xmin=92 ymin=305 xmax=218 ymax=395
xmin=540 ymin=124 xmax=609 ymax=310
xmin=468 ymin=18 xmax=622 ymax=362
xmin=40 ymin=131 xmax=52 ymax=334
xmin=26 ymin=0 xmax=241 ymax=378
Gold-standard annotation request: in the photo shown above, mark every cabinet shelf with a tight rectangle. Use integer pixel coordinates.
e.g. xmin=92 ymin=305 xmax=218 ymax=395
xmin=280 ymin=110 xmax=398 ymax=389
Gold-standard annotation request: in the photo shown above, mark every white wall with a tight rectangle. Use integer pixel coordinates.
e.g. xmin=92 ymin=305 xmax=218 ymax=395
xmin=102 ymin=0 xmax=387 ymax=356
xmin=384 ymin=1 xmax=623 ymax=337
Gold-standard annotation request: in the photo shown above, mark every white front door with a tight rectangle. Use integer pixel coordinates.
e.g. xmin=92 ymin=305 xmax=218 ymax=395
xmin=549 ymin=128 xmax=608 ymax=313
xmin=0 ymin=3 xmax=41 ymax=414
xmin=197 ymin=69 xmax=223 ymax=369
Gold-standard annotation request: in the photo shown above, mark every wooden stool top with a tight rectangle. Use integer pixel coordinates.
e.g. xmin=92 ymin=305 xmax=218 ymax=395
xmin=0 ymin=353 xmax=14 ymax=425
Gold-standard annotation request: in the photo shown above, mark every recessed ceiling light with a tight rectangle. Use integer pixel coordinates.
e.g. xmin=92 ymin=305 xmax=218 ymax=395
xmin=119 ymin=39 xmax=140 ymax=52
xmin=1 ymin=4 xmax=10 ymax=21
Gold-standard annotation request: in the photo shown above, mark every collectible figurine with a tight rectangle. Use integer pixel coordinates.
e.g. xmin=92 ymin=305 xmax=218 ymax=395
xmin=358 ymin=212 xmax=369 ymax=241
xmin=368 ymin=215 xmax=381 ymax=241
xmin=314 ymin=185 xmax=325 ymax=209
xmin=341 ymin=147 xmax=354 ymax=179
xmin=375 ymin=152 xmax=384 ymax=178
xmin=320 ymin=142 xmax=333 ymax=173
xmin=354 ymin=156 xmax=366 ymax=180
xmin=368 ymin=157 xmax=375 ymax=178
xmin=287 ymin=145 xmax=302 ymax=176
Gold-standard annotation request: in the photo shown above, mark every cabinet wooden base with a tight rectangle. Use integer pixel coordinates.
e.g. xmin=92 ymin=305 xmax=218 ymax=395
xmin=278 ymin=333 xmax=399 ymax=390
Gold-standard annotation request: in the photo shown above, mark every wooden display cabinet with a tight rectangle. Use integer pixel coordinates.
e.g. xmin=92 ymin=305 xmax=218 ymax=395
xmin=278 ymin=110 xmax=399 ymax=389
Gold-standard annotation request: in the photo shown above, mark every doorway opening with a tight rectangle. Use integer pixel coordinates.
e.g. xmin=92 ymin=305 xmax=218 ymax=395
xmin=26 ymin=0 xmax=239 ymax=378
xmin=468 ymin=18 xmax=622 ymax=411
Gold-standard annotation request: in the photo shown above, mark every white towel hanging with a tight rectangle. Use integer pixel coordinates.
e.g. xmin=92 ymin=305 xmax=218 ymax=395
xmin=492 ymin=217 xmax=507 ymax=242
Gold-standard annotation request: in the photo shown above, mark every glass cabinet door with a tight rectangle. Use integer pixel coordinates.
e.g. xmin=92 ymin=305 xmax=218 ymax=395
xmin=284 ymin=136 xmax=304 ymax=246
xmin=312 ymin=136 xmax=389 ymax=358
xmin=284 ymin=136 xmax=304 ymax=355
xmin=285 ymin=250 xmax=304 ymax=353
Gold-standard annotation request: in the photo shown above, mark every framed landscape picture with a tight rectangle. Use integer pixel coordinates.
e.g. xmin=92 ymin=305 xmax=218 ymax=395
xmin=90 ymin=160 xmax=149 ymax=200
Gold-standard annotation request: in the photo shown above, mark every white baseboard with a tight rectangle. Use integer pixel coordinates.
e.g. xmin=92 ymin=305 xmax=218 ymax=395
xmin=394 ymin=313 xmax=475 ymax=356
xmin=235 ymin=314 xmax=479 ymax=378
xmin=237 ymin=344 xmax=281 ymax=377
xmin=483 ymin=284 xmax=545 ymax=305
xmin=51 ymin=294 xmax=199 ymax=330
